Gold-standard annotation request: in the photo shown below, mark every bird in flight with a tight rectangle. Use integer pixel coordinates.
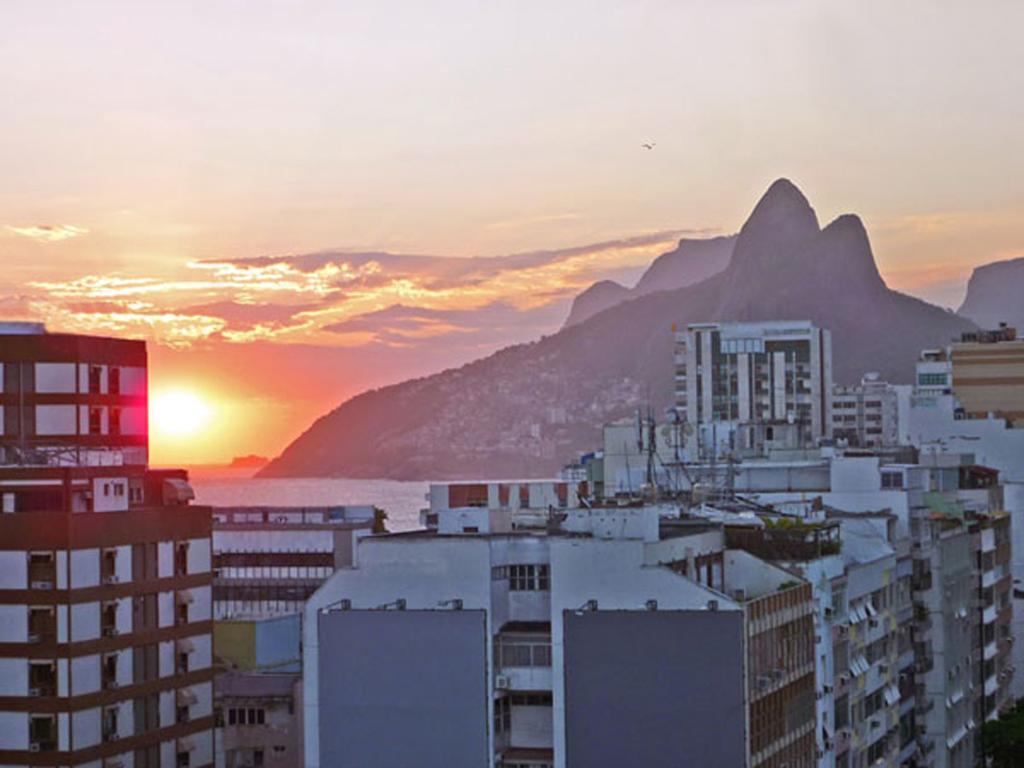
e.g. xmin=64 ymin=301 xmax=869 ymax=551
xmin=641 ymin=141 xmax=656 ymax=150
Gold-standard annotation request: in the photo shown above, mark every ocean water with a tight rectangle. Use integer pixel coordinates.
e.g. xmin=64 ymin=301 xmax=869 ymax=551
xmin=188 ymin=468 xmax=428 ymax=532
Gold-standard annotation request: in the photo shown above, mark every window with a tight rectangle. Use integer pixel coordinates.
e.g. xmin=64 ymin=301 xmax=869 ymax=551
xmin=918 ymin=372 xmax=947 ymax=387
xmin=497 ymin=635 xmax=552 ymax=667
xmin=89 ymin=407 xmax=103 ymax=435
xmin=228 ymin=707 xmax=266 ymax=726
xmin=508 ymin=564 xmax=549 ymax=591
xmin=175 ymin=543 xmax=189 ymax=576
xmin=510 ymin=692 xmax=553 ymax=706
xmin=881 ymin=472 xmax=903 ymax=489
xmin=494 ymin=697 xmax=511 ymax=734
xmin=88 ymin=365 xmax=103 ymax=394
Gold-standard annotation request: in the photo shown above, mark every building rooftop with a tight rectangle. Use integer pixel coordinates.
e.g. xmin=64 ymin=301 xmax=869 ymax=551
xmin=213 ymin=505 xmax=376 ymax=527
xmin=216 ymin=673 xmax=299 ymax=699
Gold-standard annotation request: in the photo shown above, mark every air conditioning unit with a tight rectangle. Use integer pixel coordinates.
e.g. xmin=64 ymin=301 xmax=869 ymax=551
xmin=28 ymin=634 xmax=41 ymax=644
xmin=107 ymin=733 xmax=119 ymax=742
xmin=105 ymin=680 xmax=120 ymax=690
xmin=31 ymin=581 xmax=54 ymax=590
xmin=494 ymin=675 xmax=511 ymax=690
xmin=104 ymin=575 xmax=119 ymax=585
xmin=29 ymin=687 xmax=42 ymax=697
xmin=102 ymin=627 xmax=119 ymax=638
xmin=29 ymin=743 xmax=41 ymax=753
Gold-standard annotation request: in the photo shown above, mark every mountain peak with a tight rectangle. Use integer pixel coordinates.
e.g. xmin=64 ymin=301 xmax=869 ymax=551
xmin=812 ymin=213 xmax=886 ymax=291
xmin=959 ymin=255 xmax=1024 ymax=329
xmin=744 ymin=178 xmax=819 ymax=235
xmin=725 ymin=178 xmax=820 ymax=283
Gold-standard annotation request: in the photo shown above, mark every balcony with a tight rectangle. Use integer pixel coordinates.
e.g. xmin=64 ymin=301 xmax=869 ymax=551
xmin=28 ymin=663 xmax=57 ymax=698
xmin=28 ymin=555 xmax=56 ymax=590
xmin=101 ymin=601 xmax=119 ymax=638
xmin=102 ymin=709 xmax=119 ymax=743
xmin=834 ymin=727 xmax=851 ymax=754
xmin=725 ymin=520 xmax=841 ymax=561
xmin=102 ymin=651 xmax=123 ymax=691
xmin=495 ymin=630 xmax=552 ymax=692
xmin=29 ymin=715 xmax=57 ymax=752
xmin=985 ymin=675 xmax=999 ymax=696
xmin=28 ymin=608 xmax=56 ymax=644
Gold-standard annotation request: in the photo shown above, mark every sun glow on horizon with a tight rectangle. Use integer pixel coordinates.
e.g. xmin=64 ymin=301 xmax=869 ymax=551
xmin=151 ymin=389 xmax=213 ymax=439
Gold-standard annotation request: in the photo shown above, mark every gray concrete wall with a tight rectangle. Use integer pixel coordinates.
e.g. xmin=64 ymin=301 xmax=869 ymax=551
xmin=318 ymin=609 xmax=489 ymax=767
xmin=563 ymin=610 xmax=746 ymax=768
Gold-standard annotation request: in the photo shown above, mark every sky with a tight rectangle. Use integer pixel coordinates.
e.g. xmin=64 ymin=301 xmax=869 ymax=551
xmin=2 ymin=0 xmax=1023 ymax=464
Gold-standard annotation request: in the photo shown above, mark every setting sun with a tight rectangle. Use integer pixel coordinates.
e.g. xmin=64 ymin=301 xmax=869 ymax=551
xmin=151 ymin=389 xmax=213 ymax=438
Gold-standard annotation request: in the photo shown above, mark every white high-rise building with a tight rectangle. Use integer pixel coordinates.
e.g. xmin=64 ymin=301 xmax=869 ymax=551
xmin=674 ymin=320 xmax=833 ymax=456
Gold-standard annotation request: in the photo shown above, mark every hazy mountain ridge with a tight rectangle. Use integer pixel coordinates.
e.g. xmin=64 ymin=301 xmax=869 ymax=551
xmin=563 ymin=235 xmax=735 ymax=327
xmin=958 ymin=255 xmax=1024 ymax=330
xmin=260 ymin=179 xmax=976 ymax=480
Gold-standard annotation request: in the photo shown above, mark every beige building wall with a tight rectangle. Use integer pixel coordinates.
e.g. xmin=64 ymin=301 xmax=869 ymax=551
xmin=952 ymin=341 xmax=1024 ymax=425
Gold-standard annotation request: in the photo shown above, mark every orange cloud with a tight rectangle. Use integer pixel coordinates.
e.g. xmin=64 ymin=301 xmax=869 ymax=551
xmin=19 ymin=230 xmax=684 ymax=350
xmin=6 ymin=224 xmax=89 ymax=242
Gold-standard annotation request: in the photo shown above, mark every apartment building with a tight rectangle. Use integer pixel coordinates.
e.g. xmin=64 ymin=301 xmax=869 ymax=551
xmin=209 ymin=505 xmax=375 ymax=768
xmin=712 ymin=494 xmax=922 ymax=768
xmin=0 ymin=322 xmax=149 ymax=468
xmin=674 ymin=320 xmax=833 ymax=454
xmin=305 ymin=504 xmax=816 ymax=768
xmin=958 ymin=466 xmax=1014 ymax=722
xmin=908 ymin=331 xmax=1024 ymax=700
xmin=0 ymin=324 xmax=214 ymax=768
xmin=211 ymin=505 xmax=376 ymax=620
xmin=831 ymin=373 xmax=907 ymax=450
xmin=750 ymin=454 xmax=1004 ymax=767
xmin=215 ymin=674 xmax=301 ymax=768
xmin=952 ymin=325 xmax=1024 ymax=425
xmin=423 ymin=480 xmax=582 ymax=527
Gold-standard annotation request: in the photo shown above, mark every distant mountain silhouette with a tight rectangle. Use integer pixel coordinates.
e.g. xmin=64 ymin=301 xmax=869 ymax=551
xmin=563 ymin=235 xmax=735 ymax=327
xmin=260 ymin=179 xmax=975 ymax=480
xmin=563 ymin=280 xmax=631 ymax=327
xmin=958 ymin=255 xmax=1024 ymax=331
